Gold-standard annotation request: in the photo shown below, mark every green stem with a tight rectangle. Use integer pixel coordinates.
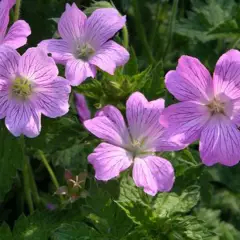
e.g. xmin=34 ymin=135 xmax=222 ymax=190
xmin=122 ymin=25 xmax=129 ymax=49
xmin=183 ymin=149 xmax=198 ymax=165
xmin=28 ymin=162 xmax=41 ymax=207
xmin=162 ymin=0 xmax=179 ymax=60
xmin=132 ymin=0 xmax=155 ymax=64
xmin=177 ymin=158 xmax=195 ymax=166
xmin=14 ymin=0 xmax=22 ymax=21
xmin=37 ymin=150 xmax=63 ymax=203
xmin=20 ymin=135 xmax=34 ymax=214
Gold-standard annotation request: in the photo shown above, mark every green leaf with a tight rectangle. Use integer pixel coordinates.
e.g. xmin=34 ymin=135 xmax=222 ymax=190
xmin=12 ymin=202 xmax=85 ymax=240
xmin=176 ymin=0 xmax=237 ymax=42
xmin=124 ymin=47 xmax=138 ymax=75
xmin=0 ymin=122 xmax=24 ymax=201
xmin=0 ymin=223 xmax=12 ymax=240
xmin=84 ymin=180 xmax=134 ymax=238
xmin=52 ymin=222 xmax=102 ymax=240
xmin=84 ymin=1 xmax=114 ymax=15
xmin=153 ymin=186 xmax=200 ymax=218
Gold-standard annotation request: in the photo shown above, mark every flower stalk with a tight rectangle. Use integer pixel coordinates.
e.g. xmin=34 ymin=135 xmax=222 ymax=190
xmin=37 ymin=150 xmax=64 ymax=204
xmin=14 ymin=0 xmax=22 ymax=21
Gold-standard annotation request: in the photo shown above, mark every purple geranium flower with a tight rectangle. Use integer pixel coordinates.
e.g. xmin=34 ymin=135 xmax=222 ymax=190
xmin=0 ymin=0 xmax=31 ymax=49
xmin=160 ymin=49 xmax=240 ymax=166
xmin=74 ymin=93 xmax=91 ymax=123
xmin=84 ymin=92 xmax=184 ymax=196
xmin=0 ymin=46 xmax=71 ymax=138
xmin=38 ymin=3 xmax=129 ymax=86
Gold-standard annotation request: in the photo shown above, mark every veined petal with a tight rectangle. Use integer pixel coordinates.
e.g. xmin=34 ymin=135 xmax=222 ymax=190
xmin=133 ymin=155 xmax=175 ymax=196
xmin=126 ymin=92 xmax=166 ymax=147
xmin=213 ymin=49 xmax=240 ymax=99
xmin=65 ymin=59 xmax=96 ymax=86
xmin=200 ymin=114 xmax=240 ymax=166
xmin=38 ymin=39 xmax=74 ymax=64
xmin=0 ymin=0 xmax=10 ymax=41
xmin=166 ymin=56 xmax=213 ymax=103
xmin=35 ymin=77 xmax=71 ymax=118
xmin=58 ymin=3 xmax=87 ymax=42
xmin=18 ymin=47 xmax=58 ymax=84
xmin=3 ymin=20 xmax=31 ymax=49
xmin=5 ymin=100 xmax=41 ymax=138
xmin=89 ymin=40 xmax=129 ymax=75
xmin=88 ymin=143 xmax=133 ymax=181
xmin=84 ymin=105 xmax=130 ymax=147
xmin=85 ymin=8 xmax=126 ymax=48
xmin=0 ymin=79 xmax=10 ymax=119
xmin=160 ymin=101 xmax=211 ymax=145
xmin=0 ymin=46 xmax=20 ymax=81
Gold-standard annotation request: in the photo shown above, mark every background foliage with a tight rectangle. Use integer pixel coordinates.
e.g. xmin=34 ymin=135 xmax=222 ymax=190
xmin=1 ymin=0 xmax=240 ymax=239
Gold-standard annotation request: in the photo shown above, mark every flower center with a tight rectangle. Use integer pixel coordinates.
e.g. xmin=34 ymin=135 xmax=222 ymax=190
xmin=12 ymin=77 xmax=32 ymax=100
xmin=76 ymin=43 xmax=95 ymax=60
xmin=207 ymin=98 xmax=225 ymax=114
xmin=129 ymin=139 xmax=149 ymax=158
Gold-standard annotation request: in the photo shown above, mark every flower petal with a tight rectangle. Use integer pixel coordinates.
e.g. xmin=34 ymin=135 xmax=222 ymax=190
xmin=5 ymin=101 xmax=41 ymax=138
xmin=200 ymin=114 xmax=240 ymax=166
xmin=160 ymin=101 xmax=211 ymax=145
xmin=133 ymin=155 xmax=175 ymax=196
xmin=3 ymin=20 xmax=31 ymax=49
xmin=166 ymin=56 xmax=213 ymax=103
xmin=0 ymin=0 xmax=10 ymax=41
xmin=213 ymin=49 xmax=240 ymax=99
xmin=126 ymin=92 xmax=166 ymax=147
xmin=58 ymin=3 xmax=86 ymax=42
xmin=84 ymin=105 xmax=130 ymax=147
xmin=0 ymin=46 xmax=20 ymax=81
xmin=38 ymin=39 xmax=74 ymax=64
xmin=65 ymin=59 xmax=96 ymax=86
xmin=85 ymin=8 xmax=126 ymax=48
xmin=35 ymin=76 xmax=71 ymax=118
xmin=0 ymin=79 xmax=10 ymax=118
xmin=74 ymin=93 xmax=91 ymax=122
xmin=88 ymin=142 xmax=132 ymax=181
xmin=8 ymin=0 xmax=16 ymax=8
xmin=89 ymin=40 xmax=129 ymax=75
xmin=18 ymin=47 xmax=58 ymax=84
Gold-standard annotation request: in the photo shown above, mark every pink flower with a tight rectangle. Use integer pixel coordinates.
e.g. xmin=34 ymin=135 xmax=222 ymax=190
xmin=160 ymin=50 xmax=240 ymax=166
xmin=0 ymin=0 xmax=31 ymax=49
xmin=0 ymin=46 xmax=71 ymax=138
xmin=84 ymin=92 xmax=184 ymax=196
xmin=38 ymin=3 xmax=129 ymax=86
xmin=74 ymin=93 xmax=91 ymax=122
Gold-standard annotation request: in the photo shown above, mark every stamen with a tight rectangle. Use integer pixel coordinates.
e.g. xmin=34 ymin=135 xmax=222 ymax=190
xmin=76 ymin=43 xmax=95 ymax=60
xmin=12 ymin=77 xmax=32 ymax=100
xmin=207 ymin=98 xmax=225 ymax=114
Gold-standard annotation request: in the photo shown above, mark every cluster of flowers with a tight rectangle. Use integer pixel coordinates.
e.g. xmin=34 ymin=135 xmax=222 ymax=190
xmin=2 ymin=1 xmax=240 ymax=196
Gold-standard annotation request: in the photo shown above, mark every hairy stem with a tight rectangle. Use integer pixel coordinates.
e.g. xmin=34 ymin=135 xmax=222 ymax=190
xmin=14 ymin=0 xmax=22 ymax=21
xmin=28 ymin=162 xmax=41 ymax=207
xmin=37 ymin=150 xmax=63 ymax=203
xmin=122 ymin=25 xmax=129 ymax=49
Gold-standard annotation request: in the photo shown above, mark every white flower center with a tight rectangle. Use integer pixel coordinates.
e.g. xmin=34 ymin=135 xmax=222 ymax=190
xmin=207 ymin=98 xmax=225 ymax=114
xmin=75 ymin=43 xmax=95 ymax=60
xmin=12 ymin=77 xmax=32 ymax=100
